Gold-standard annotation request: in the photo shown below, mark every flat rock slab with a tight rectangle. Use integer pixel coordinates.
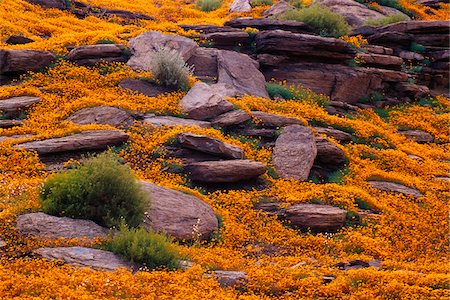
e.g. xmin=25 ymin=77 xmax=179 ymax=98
xmin=185 ymin=159 xmax=267 ymax=183
xmin=272 ymin=125 xmax=317 ymax=181
xmin=0 ymin=134 xmax=33 ymax=143
xmin=225 ymin=17 xmax=311 ymax=34
xmin=140 ymin=181 xmax=218 ymax=241
xmin=0 ymin=119 xmax=24 ymax=128
xmin=15 ymin=130 xmax=129 ymax=155
xmin=0 ymin=50 xmax=56 ymax=74
xmin=313 ymin=126 xmax=353 ymax=143
xmin=67 ymin=106 xmax=134 ymax=127
xmin=251 ymin=111 xmax=302 ymax=127
xmin=67 ymin=44 xmax=125 ymax=61
xmin=368 ymin=181 xmax=423 ymax=198
xmin=127 ymin=31 xmax=198 ymax=71
xmin=33 ymin=247 xmax=131 ymax=272
xmin=143 ymin=115 xmax=211 ymax=128
xmin=399 ymin=130 xmax=434 ymax=143
xmin=0 ymin=96 xmax=42 ymax=113
xmin=119 ymin=78 xmax=176 ymax=97
xmin=315 ymin=137 xmax=346 ymax=166
xmin=179 ymin=82 xmax=234 ymax=120
xmin=213 ymin=271 xmax=248 ymax=288
xmin=16 ymin=212 xmax=110 ymax=239
xmin=177 ymin=132 xmax=244 ymax=159
xmin=211 ymin=109 xmax=251 ymax=127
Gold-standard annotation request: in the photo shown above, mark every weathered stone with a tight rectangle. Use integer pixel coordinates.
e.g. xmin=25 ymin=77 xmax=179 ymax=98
xmin=67 ymin=44 xmax=127 ymax=65
xmin=395 ymin=83 xmax=430 ymax=100
xmin=368 ymin=180 xmax=423 ymax=198
xmin=313 ymin=127 xmax=353 ymax=143
xmin=315 ymin=137 xmax=346 ymax=166
xmin=0 ymin=50 xmax=56 ymax=74
xmin=67 ymin=106 xmax=134 ymax=127
xmin=0 ymin=134 xmax=33 ymax=143
xmin=213 ymin=271 xmax=248 ymax=288
xmin=143 ymin=114 xmax=212 ymax=128
xmin=358 ymin=52 xmax=403 ymax=70
xmin=180 ymin=82 xmax=235 ymax=120
xmin=225 ymin=18 xmax=312 ymax=34
xmin=336 ymin=259 xmax=382 ymax=270
xmin=262 ymin=1 xmax=295 ymax=17
xmin=187 ymin=48 xmax=220 ymax=80
xmin=319 ymin=0 xmax=384 ymax=26
xmin=0 ymin=119 xmax=24 ymax=128
xmin=16 ymin=212 xmax=109 ymax=240
xmin=15 ymin=130 xmax=129 ymax=154
xmin=5 ymin=35 xmax=34 ymax=45
xmin=399 ymin=129 xmax=434 ymax=143
xmin=202 ymin=31 xmax=250 ymax=50
xmin=217 ymin=50 xmax=269 ymax=98
xmin=127 ymin=31 xmax=198 ymax=71
xmin=363 ymin=44 xmax=394 ymax=55
xmin=0 ymin=96 xmax=42 ymax=114
xmin=119 ymin=78 xmax=176 ymax=97
xmin=140 ymin=181 xmax=218 ymax=241
xmin=177 ymin=132 xmax=244 ymax=159
xmin=251 ymin=111 xmax=302 ymax=127
xmin=33 ymin=247 xmax=131 ymax=272
xmin=26 ymin=0 xmax=67 ymax=9
xmin=399 ymin=51 xmax=425 ymax=61
xmin=272 ymin=125 xmax=317 ymax=180
xmin=211 ymin=109 xmax=251 ymax=127
xmin=185 ymin=160 xmax=267 ymax=182
xmin=229 ymin=0 xmax=251 ymax=12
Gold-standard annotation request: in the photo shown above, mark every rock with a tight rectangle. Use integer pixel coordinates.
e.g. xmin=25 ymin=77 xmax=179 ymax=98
xmin=0 ymin=50 xmax=56 ymax=74
xmin=229 ymin=0 xmax=252 ymax=12
xmin=202 ymin=31 xmax=250 ymax=50
xmin=217 ymin=50 xmax=269 ymax=98
xmin=262 ymin=1 xmax=295 ymax=17
xmin=67 ymin=44 xmax=127 ymax=66
xmin=0 ymin=119 xmax=24 ymax=128
xmin=407 ymin=154 xmax=424 ymax=161
xmin=211 ymin=110 xmax=251 ymax=127
xmin=143 ymin=114 xmax=212 ymax=128
xmin=318 ymin=0 xmax=384 ymax=26
xmin=177 ymin=132 xmax=244 ymax=159
xmin=255 ymin=30 xmax=356 ymax=62
xmin=26 ymin=0 xmax=67 ymax=9
xmin=399 ymin=51 xmax=425 ymax=61
xmin=15 ymin=130 xmax=129 ymax=154
xmin=399 ymin=129 xmax=434 ymax=143
xmin=187 ymin=48 xmax=220 ymax=80
xmin=395 ymin=83 xmax=430 ymax=100
xmin=315 ymin=137 xmax=346 ymax=166
xmin=0 ymin=238 xmax=6 ymax=248
xmin=368 ymin=180 xmax=423 ymax=198
xmin=0 ymin=134 xmax=33 ymax=143
xmin=213 ymin=271 xmax=248 ymax=288
xmin=185 ymin=159 xmax=267 ymax=182
xmin=357 ymin=52 xmax=403 ymax=70
xmin=119 ymin=78 xmax=176 ymax=97
xmin=67 ymin=106 xmax=134 ymax=127
xmin=313 ymin=127 xmax=353 ymax=143
xmin=251 ymin=111 xmax=302 ymax=127
xmin=0 ymin=96 xmax=42 ymax=114
xmin=363 ymin=44 xmax=394 ymax=55
xmin=33 ymin=247 xmax=131 ymax=272
xmin=5 ymin=35 xmax=34 ymax=45
xmin=127 ymin=31 xmax=198 ymax=71
xmin=179 ymin=82 xmax=234 ymax=120
xmin=224 ymin=18 xmax=312 ymax=34
xmin=257 ymin=202 xmax=347 ymax=232
xmin=236 ymin=128 xmax=277 ymax=139
xmin=272 ymin=125 xmax=317 ymax=180
xmin=16 ymin=212 xmax=109 ymax=239
xmin=140 ymin=181 xmax=218 ymax=241
xmin=336 ymin=259 xmax=382 ymax=270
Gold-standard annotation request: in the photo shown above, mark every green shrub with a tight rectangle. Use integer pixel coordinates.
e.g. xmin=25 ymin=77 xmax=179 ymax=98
xmin=410 ymin=42 xmax=426 ymax=53
xmin=265 ymin=83 xmax=330 ymax=108
xmin=103 ymin=222 xmax=180 ymax=270
xmin=280 ymin=4 xmax=349 ymax=37
xmin=40 ymin=152 xmax=148 ymax=228
xmin=150 ymin=47 xmax=194 ymax=91
xmin=195 ymin=0 xmax=222 ymax=11
xmin=364 ymin=14 xmax=407 ymax=27
xmin=250 ymin=0 xmax=273 ymax=7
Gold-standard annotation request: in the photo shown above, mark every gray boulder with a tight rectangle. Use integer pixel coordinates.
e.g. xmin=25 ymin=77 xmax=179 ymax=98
xmin=177 ymin=132 xmax=244 ymax=159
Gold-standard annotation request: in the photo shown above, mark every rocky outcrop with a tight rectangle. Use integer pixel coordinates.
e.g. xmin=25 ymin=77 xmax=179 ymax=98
xmin=15 ymin=130 xmax=129 ymax=154
xmin=225 ymin=18 xmax=312 ymax=34
xmin=185 ymin=160 xmax=267 ymax=182
xmin=0 ymin=50 xmax=55 ymax=74
xmin=127 ymin=31 xmax=198 ymax=71
xmin=67 ymin=44 xmax=128 ymax=66
xmin=16 ymin=212 xmax=109 ymax=240
xmin=0 ymin=96 xmax=42 ymax=114
xmin=177 ymin=132 xmax=244 ymax=159
xmin=140 ymin=181 xmax=218 ymax=241
xmin=33 ymin=247 xmax=131 ymax=272
xmin=229 ymin=0 xmax=252 ymax=12
xmin=368 ymin=180 xmax=423 ymax=198
xmin=119 ymin=78 xmax=176 ymax=97
xmin=272 ymin=125 xmax=317 ymax=181
xmin=67 ymin=106 xmax=134 ymax=127
xmin=143 ymin=114 xmax=212 ymax=128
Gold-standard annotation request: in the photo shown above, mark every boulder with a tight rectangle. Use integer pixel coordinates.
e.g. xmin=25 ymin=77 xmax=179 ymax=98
xmin=229 ymin=0 xmax=252 ymax=12
xmin=313 ymin=126 xmax=353 ymax=143
xmin=33 ymin=247 xmax=131 ymax=272
xmin=318 ymin=0 xmax=384 ymax=26
xmin=185 ymin=159 xmax=267 ymax=182
xmin=251 ymin=111 xmax=302 ymax=127
xmin=217 ymin=50 xmax=269 ymax=98
xmin=0 ymin=50 xmax=56 ymax=74
xmin=127 ymin=31 xmax=198 ymax=71
xmin=0 ymin=96 xmax=42 ymax=114
xmin=399 ymin=129 xmax=434 ymax=143
xmin=140 ymin=181 xmax=218 ymax=241
xmin=143 ymin=114 xmax=211 ymax=128
xmin=187 ymin=48 xmax=220 ymax=80
xmin=262 ymin=1 xmax=295 ymax=17
xmin=179 ymin=82 xmax=235 ymax=120
xmin=211 ymin=109 xmax=251 ymax=127
xmin=119 ymin=78 xmax=176 ymax=97
xmin=15 ymin=130 xmax=129 ymax=154
xmin=213 ymin=271 xmax=248 ymax=288
xmin=177 ymin=132 xmax=244 ymax=159
xmin=67 ymin=106 xmax=134 ymax=127
xmin=5 ymin=35 xmax=34 ymax=45
xmin=272 ymin=125 xmax=317 ymax=180
xmin=368 ymin=180 xmax=423 ymax=198
xmin=67 ymin=44 xmax=127 ymax=66
xmin=225 ymin=18 xmax=312 ymax=34
xmin=395 ymin=83 xmax=430 ymax=100
xmin=315 ymin=137 xmax=346 ymax=166
xmin=16 ymin=212 xmax=109 ymax=239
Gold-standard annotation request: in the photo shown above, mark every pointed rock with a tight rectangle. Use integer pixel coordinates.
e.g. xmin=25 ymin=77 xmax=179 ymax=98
xmin=229 ymin=0 xmax=252 ymax=12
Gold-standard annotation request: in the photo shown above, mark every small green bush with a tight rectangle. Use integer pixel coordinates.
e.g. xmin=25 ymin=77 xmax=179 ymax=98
xmin=280 ymin=4 xmax=349 ymax=37
xmin=103 ymin=222 xmax=180 ymax=270
xmin=150 ymin=47 xmax=194 ymax=91
xmin=265 ymin=83 xmax=330 ymax=108
xmin=195 ymin=0 xmax=223 ymax=12
xmin=41 ymin=152 xmax=148 ymax=228
xmin=250 ymin=0 xmax=273 ymax=7
xmin=364 ymin=14 xmax=407 ymax=27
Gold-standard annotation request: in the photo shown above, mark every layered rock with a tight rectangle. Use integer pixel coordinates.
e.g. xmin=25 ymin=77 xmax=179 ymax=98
xmin=67 ymin=106 xmax=134 ymax=127
xmin=119 ymin=78 xmax=176 ymax=97
xmin=185 ymin=160 xmax=267 ymax=182
xmin=177 ymin=132 xmax=244 ymax=159
xmin=0 ymin=96 xmax=42 ymax=114
xmin=143 ymin=115 xmax=212 ymax=128
xmin=67 ymin=44 xmax=128 ymax=66
xmin=251 ymin=111 xmax=302 ymax=127
xmin=211 ymin=110 xmax=251 ymax=127
xmin=0 ymin=50 xmax=55 ymax=74
xmin=225 ymin=18 xmax=312 ymax=34
xmin=368 ymin=180 xmax=423 ymax=198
